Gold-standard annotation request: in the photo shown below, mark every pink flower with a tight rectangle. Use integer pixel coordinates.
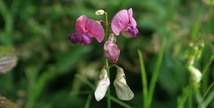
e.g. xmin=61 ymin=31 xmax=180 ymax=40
xmin=111 ymin=8 xmax=138 ymax=37
xmin=104 ymin=35 xmax=120 ymax=63
xmin=68 ymin=15 xmax=105 ymax=45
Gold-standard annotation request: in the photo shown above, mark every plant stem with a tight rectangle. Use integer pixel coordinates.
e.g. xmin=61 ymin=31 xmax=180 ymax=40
xmin=104 ymin=12 xmax=111 ymax=108
xmin=84 ymin=94 xmax=92 ymax=108
xmin=138 ymin=49 xmax=148 ymax=108
xmin=148 ymin=38 xmax=166 ymax=108
xmin=188 ymin=89 xmax=192 ymax=108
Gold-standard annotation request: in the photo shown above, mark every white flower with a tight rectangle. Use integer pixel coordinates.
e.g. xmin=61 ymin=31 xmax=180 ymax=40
xmin=94 ymin=68 xmax=110 ymax=101
xmin=114 ymin=66 xmax=134 ymax=101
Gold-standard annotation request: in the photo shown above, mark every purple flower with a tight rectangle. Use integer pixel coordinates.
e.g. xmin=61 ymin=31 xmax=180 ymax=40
xmin=111 ymin=8 xmax=138 ymax=37
xmin=104 ymin=35 xmax=120 ymax=63
xmin=68 ymin=15 xmax=105 ymax=45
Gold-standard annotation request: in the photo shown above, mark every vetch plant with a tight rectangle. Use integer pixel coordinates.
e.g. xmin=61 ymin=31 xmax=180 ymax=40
xmin=68 ymin=8 xmax=138 ymax=107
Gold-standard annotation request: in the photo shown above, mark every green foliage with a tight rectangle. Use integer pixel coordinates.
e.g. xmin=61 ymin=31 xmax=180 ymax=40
xmin=0 ymin=0 xmax=213 ymax=108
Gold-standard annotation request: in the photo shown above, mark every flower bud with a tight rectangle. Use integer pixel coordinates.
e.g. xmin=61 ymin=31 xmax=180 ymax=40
xmin=94 ymin=68 xmax=110 ymax=101
xmin=104 ymin=34 xmax=120 ymax=63
xmin=68 ymin=33 xmax=79 ymax=44
xmin=114 ymin=66 xmax=134 ymax=101
xmin=95 ymin=10 xmax=105 ymax=16
xmin=188 ymin=66 xmax=202 ymax=83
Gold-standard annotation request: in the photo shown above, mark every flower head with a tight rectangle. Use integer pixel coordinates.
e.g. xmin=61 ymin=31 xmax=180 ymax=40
xmin=114 ymin=66 xmax=134 ymax=101
xmin=94 ymin=68 xmax=110 ymax=101
xmin=68 ymin=15 xmax=105 ymax=45
xmin=111 ymin=8 xmax=138 ymax=37
xmin=104 ymin=34 xmax=120 ymax=63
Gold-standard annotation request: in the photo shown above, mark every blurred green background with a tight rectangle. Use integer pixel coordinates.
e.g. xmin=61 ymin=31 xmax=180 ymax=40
xmin=0 ymin=0 xmax=214 ymax=108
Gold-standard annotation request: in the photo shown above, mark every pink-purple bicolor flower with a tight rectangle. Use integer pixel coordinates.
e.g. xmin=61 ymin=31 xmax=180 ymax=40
xmin=111 ymin=8 xmax=138 ymax=37
xmin=104 ymin=35 xmax=120 ymax=63
xmin=68 ymin=15 xmax=105 ymax=45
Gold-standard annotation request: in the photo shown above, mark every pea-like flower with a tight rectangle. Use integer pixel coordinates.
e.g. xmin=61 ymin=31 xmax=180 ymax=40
xmin=94 ymin=68 xmax=110 ymax=101
xmin=68 ymin=15 xmax=105 ymax=45
xmin=114 ymin=66 xmax=134 ymax=101
xmin=104 ymin=34 xmax=120 ymax=63
xmin=111 ymin=8 xmax=138 ymax=37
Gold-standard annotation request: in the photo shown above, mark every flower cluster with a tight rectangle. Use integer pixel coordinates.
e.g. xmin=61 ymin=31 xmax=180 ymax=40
xmin=68 ymin=8 xmax=138 ymax=101
xmin=94 ymin=65 xmax=134 ymax=101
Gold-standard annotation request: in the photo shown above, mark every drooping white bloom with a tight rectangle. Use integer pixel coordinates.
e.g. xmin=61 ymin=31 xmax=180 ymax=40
xmin=94 ymin=68 xmax=110 ymax=101
xmin=114 ymin=66 xmax=134 ymax=101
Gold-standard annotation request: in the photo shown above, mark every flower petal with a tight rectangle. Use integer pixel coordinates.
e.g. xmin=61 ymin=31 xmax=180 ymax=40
xmin=114 ymin=66 xmax=134 ymax=101
xmin=94 ymin=78 xmax=110 ymax=101
xmin=76 ymin=15 xmax=87 ymax=37
xmin=111 ymin=9 xmax=129 ymax=35
xmin=86 ymin=19 xmax=105 ymax=43
xmin=122 ymin=26 xmax=138 ymax=37
xmin=114 ymin=80 xmax=134 ymax=101
xmin=128 ymin=8 xmax=137 ymax=27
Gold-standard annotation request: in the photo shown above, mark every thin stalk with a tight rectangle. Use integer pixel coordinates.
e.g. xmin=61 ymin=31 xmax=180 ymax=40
xmin=198 ymin=82 xmax=214 ymax=108
xmin=137 ymin=49 xmax=148 ymax=108
xmin=202 ymin=55 xmax=214 ymax=93
xmin=177 ymin=86 xmax=192 ymax=108
xmin=104 ymin=12 xmax=111 ymax=108
xmin=188 ymin=88 xmax=192 ymax=108
xmin=148 ymin=38 xmax=166 ymax=108
xmin=188 ymin=74 xmax=193 ymax=108
xmin=106 ymin=63 xmax=111 ymax=108
xmin=84 ymin=94 xmax=92 ymax=108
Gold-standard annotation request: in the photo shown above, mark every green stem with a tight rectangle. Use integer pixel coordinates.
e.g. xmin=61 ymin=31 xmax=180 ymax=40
xmin=177 ymin=86 xmax=192 ymax=108
xmin=148 ymin=38 xmax=166 ymax=108
xmin=104 ymin=12 xmax=111 ymax=108
xmin=188 ymin=89 xmax=192 ymax=108
xmin=137 ymin=49 xmax=148 ymax=108
xmin=84 ymin=94 xmax=92 ymax=108
xmin=106 ymin=62 xmax=111 ymax=108
xmin=198 ymin=82 xmax=214 ymax=108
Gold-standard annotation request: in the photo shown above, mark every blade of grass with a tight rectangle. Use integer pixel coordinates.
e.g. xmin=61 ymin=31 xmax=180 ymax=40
xmin=84 ymin=94 xmax=93 ymax=108
xmin=202 ymin=55 xmax=214 ymax=93
xmin=198 ymin=82 xmax=214 ymax=108
xmin=148 ymin=38 xmax=166 ymax=108
xmin=191 ymin=9 xmax=202 ymax=40
xmin=75 ymin=74 xmax=133 ymax=108
xmin=138 ymin=49 xmax=148 ymax=108
xmin=177 ymin=86 xmax=192 ymax=108
xmin=200 ymin=86 xmax=214 ymax=108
